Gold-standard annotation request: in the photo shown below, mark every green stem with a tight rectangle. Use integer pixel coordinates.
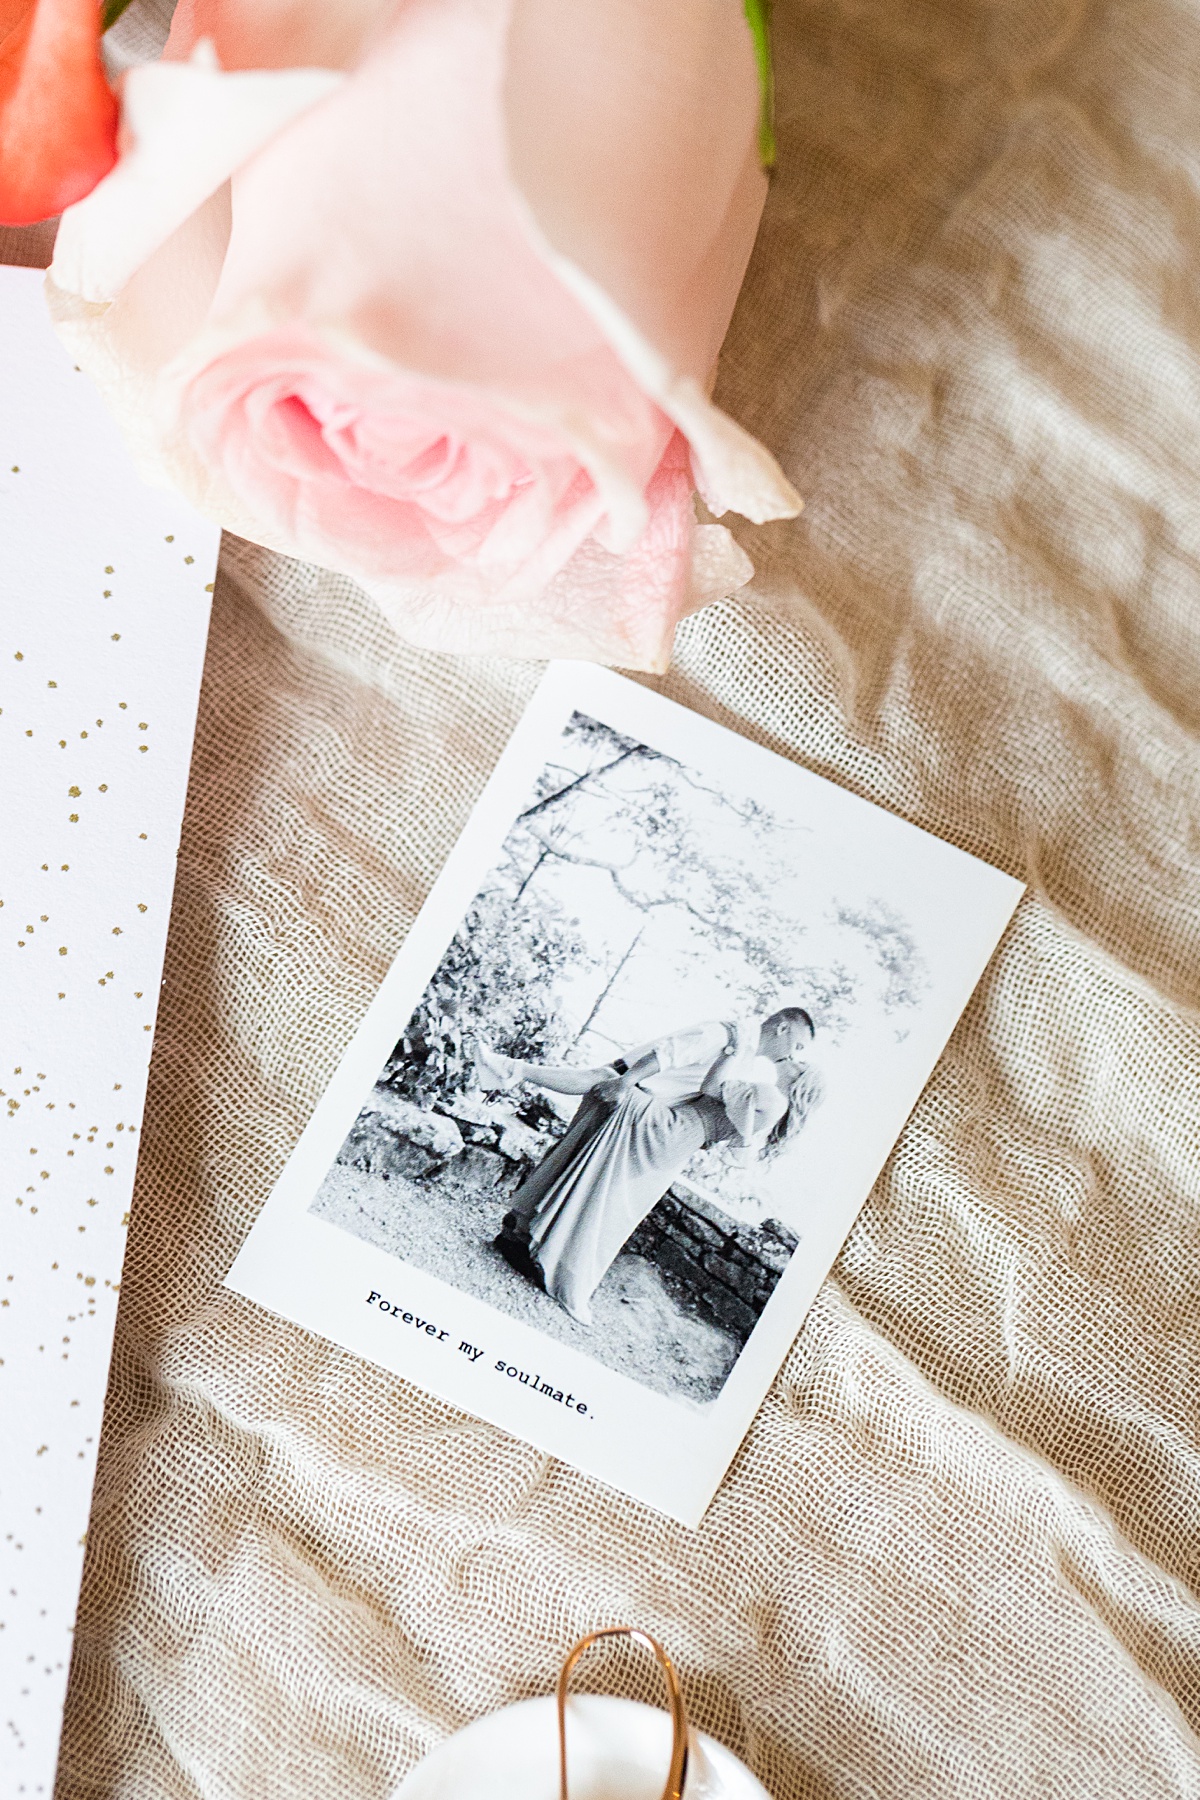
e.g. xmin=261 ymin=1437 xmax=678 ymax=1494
xmin=743 ymin=0 xmax=776 ymax=170
xmin=100 ymin=0 xmax=136 ymax=32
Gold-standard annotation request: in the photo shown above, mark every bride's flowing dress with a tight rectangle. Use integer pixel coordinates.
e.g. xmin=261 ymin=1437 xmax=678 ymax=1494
xmin=513 ymin=1087 xmax=720 ymax=1321
xmin=507 ymin=1028 xmax=787 ymax=1322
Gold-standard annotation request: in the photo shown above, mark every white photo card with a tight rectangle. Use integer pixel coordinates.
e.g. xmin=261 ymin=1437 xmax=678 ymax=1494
xmin=226 ymin=662 xmax=1023 ymax=1525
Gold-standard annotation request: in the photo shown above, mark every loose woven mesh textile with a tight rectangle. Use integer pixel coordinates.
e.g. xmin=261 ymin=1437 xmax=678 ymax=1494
xmin=5 ymin=0 xmax=1200 ymax=1788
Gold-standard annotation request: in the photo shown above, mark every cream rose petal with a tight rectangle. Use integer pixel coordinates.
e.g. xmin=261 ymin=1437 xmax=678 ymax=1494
xmin=506 ymin=0 xmax=765 ymax=381
xmin=504 ymin=0 xmax=801 ymax=525
xmin=51 ymin=45 xmax=343 ymax=305
xmin=164 ymin=0 xmax=393 ymax=74
xmin=538 ymin=246 xmax=802 ymax=526
xmin=690 ymin=521 xmax=755 ymax=607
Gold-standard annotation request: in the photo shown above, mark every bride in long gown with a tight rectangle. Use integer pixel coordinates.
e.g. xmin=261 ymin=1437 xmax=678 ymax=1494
xmin=475 ymin=1011 xmax=822 ymax=1325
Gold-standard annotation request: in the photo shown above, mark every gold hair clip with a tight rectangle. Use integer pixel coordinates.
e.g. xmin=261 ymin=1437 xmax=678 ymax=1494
xmin=557 ymin=1627 xmax=689 ymax=1800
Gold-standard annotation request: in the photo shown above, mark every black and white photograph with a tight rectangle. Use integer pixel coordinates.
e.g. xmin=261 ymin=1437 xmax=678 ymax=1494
xmin=227 ymin=664 xmax=1022 ymax=1522
xmin=310 ymin=708 xmax=929 ymax=1406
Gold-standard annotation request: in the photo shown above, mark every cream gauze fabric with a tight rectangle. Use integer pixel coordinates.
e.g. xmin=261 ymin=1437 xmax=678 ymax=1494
xmin=6 ymin=0 xmax=1200 ymax=1790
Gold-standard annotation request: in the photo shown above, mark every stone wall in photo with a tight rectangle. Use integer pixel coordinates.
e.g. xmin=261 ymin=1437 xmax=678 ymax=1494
xmin=626 ymin=1189 xmax=798 ymax=1347
xmin=340 ymin=1088 xmax=799 ymax=1348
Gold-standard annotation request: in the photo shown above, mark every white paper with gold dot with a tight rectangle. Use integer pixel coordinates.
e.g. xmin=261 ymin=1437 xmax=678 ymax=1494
xmin=0 ymin=266 xmax=218 ymax=1796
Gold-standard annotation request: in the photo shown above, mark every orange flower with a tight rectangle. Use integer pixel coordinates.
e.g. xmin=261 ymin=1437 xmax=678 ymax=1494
xmin=0 ymin=0 xmax=117 ymax=226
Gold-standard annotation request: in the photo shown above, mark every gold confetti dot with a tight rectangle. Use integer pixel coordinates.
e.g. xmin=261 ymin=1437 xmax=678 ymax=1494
xmin=68 ymin=786 xmax=80 ymax=798
xmin=138 ymin=722 xmax=148 ymax=731
xmin=58 ymin=739 xmax=66 ymax=748
xmin=164 ymin=534 xmax=174 ymax=542
xmin=138 ymin=833 xmax=147 ymax=841
xmin=104 ymin=565 xmax=113 ymax=574
xmin=119 ymin=701 xmax=127 ymax=709
xmin=103 ymin=1166 xmax=113 ymax=1175
xmin=68 ymin=814 xmax=78 ymax=823
xmin=183 ymin=555 xmax=194 ymax=564
xmin=25 ymin=729 xmax=32 ymax=737
xmin=61 ymin=864 xmax=68 ymax=871
xmin=204 ymin=583 xmax=214 ymax=593
xmin=111 ymin=634 xmax=120 ymax=641
xmin=98 ymin=783 xmax=107 ymax=792
xmin=79 ymin=730 xmax=87 ymax=738
xmin=11 ymin=465 xmax=18 ymax=472
xmin=102 ymin=590 xmax=111 ymax=598
xmin=13 ymin=651 xmax=23 ymax=661
xmin=47 ymin=680 xmax=56 ymax=688
xmin=112 ymin=927 xmax=122 ymax=936
xmin=39 ymin=914 xmax=46 ymax=923
xmin=58 ymin=947 xmax=67 ymax=956
xmin=138 ymin=745 xmax=148 ymax=753
xmin=137 ymin=903 xmax=147 ymax=913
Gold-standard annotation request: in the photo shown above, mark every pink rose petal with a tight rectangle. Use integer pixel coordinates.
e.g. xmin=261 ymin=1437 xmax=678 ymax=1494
xmin=50 ymin=0 xmax=800 ymax=669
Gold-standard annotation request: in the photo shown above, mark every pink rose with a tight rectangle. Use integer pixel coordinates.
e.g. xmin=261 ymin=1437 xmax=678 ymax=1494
xmin=49 ymin=0 xmax=800 ymax=670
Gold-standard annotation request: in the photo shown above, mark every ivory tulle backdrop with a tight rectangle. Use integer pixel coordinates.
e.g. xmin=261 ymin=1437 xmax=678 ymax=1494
xmin=4 ymin=0 xmax=1200 ymax=1789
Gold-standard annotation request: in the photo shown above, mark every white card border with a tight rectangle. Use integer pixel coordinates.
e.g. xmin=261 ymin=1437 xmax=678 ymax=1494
xmin=225 ymin=662 xmax=1023 ymax=1525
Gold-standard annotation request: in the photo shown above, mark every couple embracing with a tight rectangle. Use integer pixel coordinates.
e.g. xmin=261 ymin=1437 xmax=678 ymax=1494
xmin=475 ymin=1008 xmax=822 ymax=1326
